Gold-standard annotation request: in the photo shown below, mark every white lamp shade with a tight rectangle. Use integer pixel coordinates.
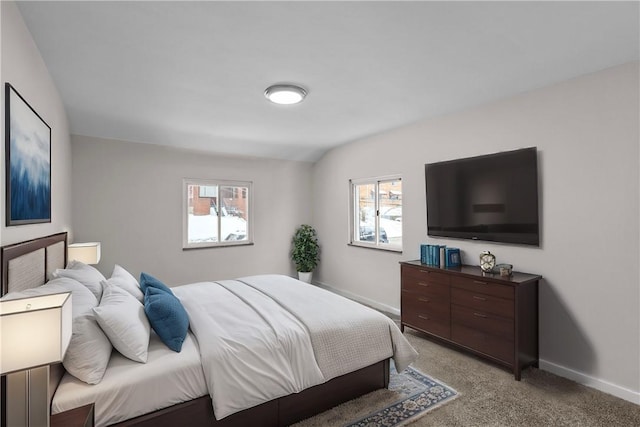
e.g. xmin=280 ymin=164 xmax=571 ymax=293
xmin=68 ymin=242 xmax=101 ymax=264
xmin=0 ymin=292 xmax=72 ymax=375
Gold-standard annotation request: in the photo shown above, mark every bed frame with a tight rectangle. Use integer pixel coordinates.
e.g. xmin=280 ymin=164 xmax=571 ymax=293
xmin=0 ymin=232 xmax=390 ymax=427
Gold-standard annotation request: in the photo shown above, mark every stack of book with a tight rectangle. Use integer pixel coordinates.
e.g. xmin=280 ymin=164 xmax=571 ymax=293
xmin=420 ymin=244 xmax=461 ymax=268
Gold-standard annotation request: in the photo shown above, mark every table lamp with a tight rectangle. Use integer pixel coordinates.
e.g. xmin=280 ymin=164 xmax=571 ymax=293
xmin=0 ymin=292 xmax=72 ymax=427
xmin=67 ymin=242 xmax=101 ymax=264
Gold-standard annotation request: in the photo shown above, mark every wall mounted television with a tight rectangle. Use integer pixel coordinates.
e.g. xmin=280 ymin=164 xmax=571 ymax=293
xmin=425 ymin=147 xmax=539 ymax=246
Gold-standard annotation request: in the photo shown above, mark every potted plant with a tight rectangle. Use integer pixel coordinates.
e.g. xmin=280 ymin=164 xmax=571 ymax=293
xmin=291 ymin=224 xmax=320 ymax=283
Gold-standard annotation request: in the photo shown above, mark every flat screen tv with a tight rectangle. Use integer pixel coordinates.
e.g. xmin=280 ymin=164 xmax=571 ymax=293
xmin=425 ymin=147 xmax=539 ymax=246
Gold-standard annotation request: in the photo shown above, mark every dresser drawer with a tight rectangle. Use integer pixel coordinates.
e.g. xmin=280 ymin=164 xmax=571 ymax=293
xmin=451 ymin=288 xmax=513 ymax=318
xmin=401 ymin=276 xmax=449 ymax=299
xmin=451 ymin=276 xmax=513 ymax=300
xmin=403 ymin=310 xmax=450 ymax=339
xmin=402 ymin=290 xmax=450 ymax=321
xmin=451 ymin=323 xmax=514 ymax=364
xmin=401 ymin=265 xmax=449 ymax=286
xmin=451 ymin=304 xmax=513 ymax=340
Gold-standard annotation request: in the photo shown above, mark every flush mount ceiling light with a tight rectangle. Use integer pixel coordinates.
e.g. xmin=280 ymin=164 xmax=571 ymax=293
xmin=264 ymin=84 xmax=307 ymax=105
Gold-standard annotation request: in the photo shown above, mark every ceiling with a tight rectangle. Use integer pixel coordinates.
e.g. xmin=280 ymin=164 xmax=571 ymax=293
xmin=15 ymin=1 xmax=640 ymax=162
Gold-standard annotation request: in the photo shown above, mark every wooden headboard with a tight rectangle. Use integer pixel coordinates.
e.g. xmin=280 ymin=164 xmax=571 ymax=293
xmin=0 ymin=232 xmax=68 ymax=296
xmin=0 ymin=232 xmax=68 ymax=427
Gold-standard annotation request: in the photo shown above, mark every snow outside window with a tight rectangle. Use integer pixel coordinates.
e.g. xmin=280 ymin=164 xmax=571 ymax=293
xmin=183 ymin=179 xmax=253 ymax=249
xmin=349 ymin=176 xmax=402 ymax=252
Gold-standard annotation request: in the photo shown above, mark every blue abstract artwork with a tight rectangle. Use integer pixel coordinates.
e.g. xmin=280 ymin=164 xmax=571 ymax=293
xmin=5 ymin=83 xmax=51 ymax=225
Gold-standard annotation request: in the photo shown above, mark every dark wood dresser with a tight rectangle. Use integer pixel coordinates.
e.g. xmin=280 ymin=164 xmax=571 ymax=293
xmin=400 ymin=260 xmax=541 ymax=380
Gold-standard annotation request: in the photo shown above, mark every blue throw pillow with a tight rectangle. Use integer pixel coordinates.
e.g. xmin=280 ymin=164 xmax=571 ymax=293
xmin=140 ymin=272 xmax=173 ymax=295
xmin=144 ymin=287 xmax=189 ymax=352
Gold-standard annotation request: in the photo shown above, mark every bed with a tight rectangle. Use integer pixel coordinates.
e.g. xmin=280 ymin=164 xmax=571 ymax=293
xmin=0 ymin=232 xmax=417 ymax=427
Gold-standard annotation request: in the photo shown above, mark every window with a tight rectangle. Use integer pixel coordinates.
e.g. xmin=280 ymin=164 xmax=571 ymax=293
xmin=349 ymin=176 xmax=402 ymax=251
xmin=183 ymin=179 xmax=252 ymax=249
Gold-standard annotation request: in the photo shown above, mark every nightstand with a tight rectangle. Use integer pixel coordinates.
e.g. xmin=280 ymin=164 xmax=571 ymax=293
xmin=51 ymin=403 xmax=95 ymax=427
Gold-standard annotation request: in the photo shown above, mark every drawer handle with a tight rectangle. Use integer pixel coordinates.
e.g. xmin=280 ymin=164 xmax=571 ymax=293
xmin=418 ymin=297 xmax=430 ymax=303
xmin=418 ymin=315 xmax=430 ymax=320
xmin=417 ymin=282 xmax=430 ymax=287
xmin=473 ymin=312 xmax=487 ymax=318
xmin=419 ymin=270 xmax=430 ymax=274
xmin=473 ymin=280 xmax=488 ymax=285
xmin=473 ymin=296 xmax=487 ymax=301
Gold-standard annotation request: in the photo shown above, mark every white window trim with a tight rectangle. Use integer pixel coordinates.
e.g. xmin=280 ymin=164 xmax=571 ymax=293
xmin=348 ymin=175 xmax=402 ymax=252
xmin=183 ymin=178 xmax=253 ymax=249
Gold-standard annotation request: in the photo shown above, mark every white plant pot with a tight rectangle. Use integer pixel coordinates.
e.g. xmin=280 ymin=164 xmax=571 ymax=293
xmin=298 ymin=271 xmax=313 ymax=283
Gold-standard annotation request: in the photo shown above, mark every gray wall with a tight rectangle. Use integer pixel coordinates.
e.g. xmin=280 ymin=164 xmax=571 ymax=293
xmin=0 ymin=2 xmax=73 ymax=423
xmin=312 ymin=63 xmax=639 ymax=402
xmin=71 ymin=135 xmax=313 ymax=285
xmin=0 ymin=0 xmax=72 ymax=246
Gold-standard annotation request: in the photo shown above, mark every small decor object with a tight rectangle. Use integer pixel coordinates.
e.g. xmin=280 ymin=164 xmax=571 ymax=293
xmin=291 ymin=224 xmax=319 ymax=283
xmin=445 ymin=248 xmax=461 ymax=267
xmin=5 ymin=83 xmax=52 ymax=226
xmin=420 ymin=244 xmax=447 ymax=267
xmin=479 ymin=251 xmax=496 ymax=272
xmin=494 ymin=263 xmax=513 ymax=276
xmin=420 ymin=244 xmax=428 ymax=264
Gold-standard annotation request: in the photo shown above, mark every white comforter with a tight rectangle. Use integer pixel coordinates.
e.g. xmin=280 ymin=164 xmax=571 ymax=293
xmin=173 ymin=278 xmax=324 ymax=419
xmin=173 ymin=274 xmax=417 ymax=420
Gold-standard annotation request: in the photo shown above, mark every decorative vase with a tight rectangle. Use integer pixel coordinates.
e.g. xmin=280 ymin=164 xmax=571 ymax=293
xmin=298 ymin=271 xmax=313 ymax=283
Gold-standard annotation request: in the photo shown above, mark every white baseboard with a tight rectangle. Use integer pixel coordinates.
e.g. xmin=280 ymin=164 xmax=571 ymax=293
xmin=539 ymin=359 xmax=640 ymax=405
xmin=313 ymin=280 xmax=400 ymax=317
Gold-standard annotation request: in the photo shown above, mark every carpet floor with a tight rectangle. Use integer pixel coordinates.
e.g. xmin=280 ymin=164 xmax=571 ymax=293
xmin=296 ymin=328 xmax=640 ymax=426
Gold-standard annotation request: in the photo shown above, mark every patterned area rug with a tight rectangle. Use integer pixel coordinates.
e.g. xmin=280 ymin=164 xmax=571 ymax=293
xmin=345 ymin=363 xmax=458 ymax=427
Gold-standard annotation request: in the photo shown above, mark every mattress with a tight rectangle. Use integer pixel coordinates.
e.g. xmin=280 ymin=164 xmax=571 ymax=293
xmin=52 ymin=332 xmax=207 ymax=427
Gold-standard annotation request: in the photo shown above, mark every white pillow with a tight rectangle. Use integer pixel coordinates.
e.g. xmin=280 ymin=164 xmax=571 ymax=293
xmin=1 ymin=277 xmax=98 ymax=317
xmin=63 ymin=311 xmax=113 ymax=384
xmin=53 ymin=260 xmax=106 ymax=301
xmin=93 ymin=283 xmax=150 ymax=363
xmin=1 ymin=276 xmax=111 ymax=384
xmin=102 ymin=264 xmax=143 ymax=302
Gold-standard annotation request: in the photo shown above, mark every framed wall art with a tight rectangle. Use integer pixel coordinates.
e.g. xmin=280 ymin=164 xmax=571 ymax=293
xmin=5 ymin=83 xmax=51 ymax=226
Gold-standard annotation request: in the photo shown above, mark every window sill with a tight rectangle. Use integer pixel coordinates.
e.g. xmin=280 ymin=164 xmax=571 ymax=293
xmin=183 ymin=242 xmax=254 ymax=250
xmin=348 ymin=242 xmax=402 ymax=253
